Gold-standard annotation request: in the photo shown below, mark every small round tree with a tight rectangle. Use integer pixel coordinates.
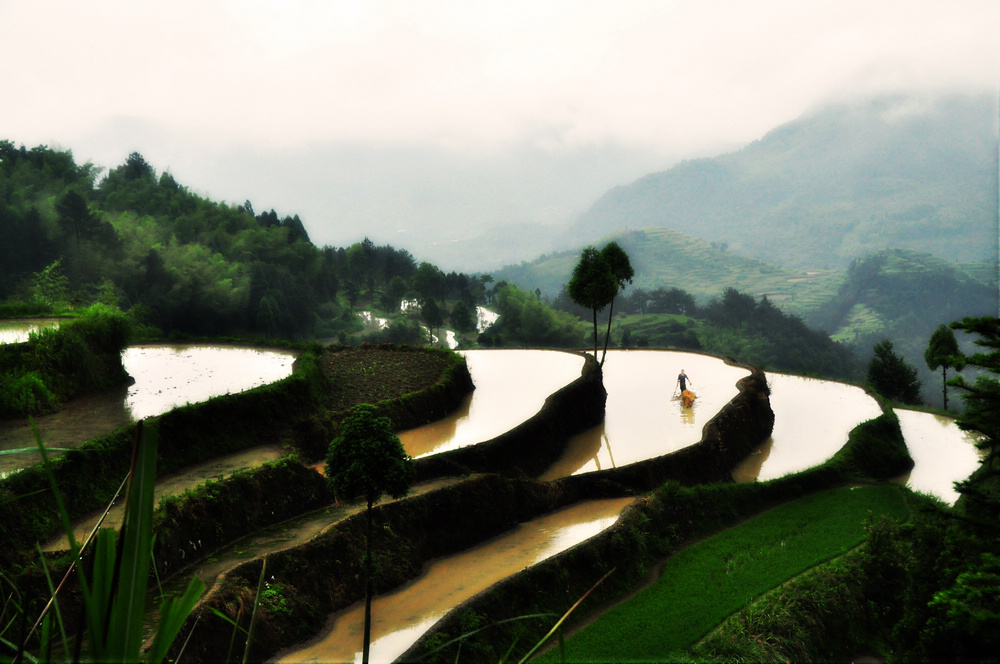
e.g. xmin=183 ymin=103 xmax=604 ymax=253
xmin=925 ymin=323 xmax=961 ymax=410
xmin=867 ymin=338 xmax=922 ymax=405
xmin=326 ymin=404 xmax=414 ymax=664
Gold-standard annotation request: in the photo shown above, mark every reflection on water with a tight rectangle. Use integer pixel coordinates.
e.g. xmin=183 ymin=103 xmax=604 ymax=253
xmin=731 ymin=373 xmax=882 ymax=482
xmin=0 ymin=345 xmax=296 ymax=477
xmin=0 ymin=318 xmax=61 ymax=344
xmin=895 ymin=409 xmax=984 ymax=505
xmin=399 ymin=350 xmax=584 ymax=458
xmin=541 ymin=351 xmax=749 ymax=479
xmin=275 ymin=497 xmax=634 ymax=664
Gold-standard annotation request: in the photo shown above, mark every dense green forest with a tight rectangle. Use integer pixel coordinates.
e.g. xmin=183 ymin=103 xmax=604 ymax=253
xmin=0 ymin=142 xmax=490 ymax=342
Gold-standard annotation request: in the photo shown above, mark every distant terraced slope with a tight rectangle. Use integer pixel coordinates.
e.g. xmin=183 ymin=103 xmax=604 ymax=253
xmin=494 ymin=226 xmax=842 ymax=317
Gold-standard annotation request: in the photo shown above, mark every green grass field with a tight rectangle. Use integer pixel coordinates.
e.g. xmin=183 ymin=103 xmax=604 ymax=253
xmin=536 ymin=484 xmax=912 ymax=663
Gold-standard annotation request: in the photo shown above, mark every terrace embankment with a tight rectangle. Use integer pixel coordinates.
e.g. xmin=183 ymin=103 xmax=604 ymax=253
xmin=0 ymin=345 xmax=472 ymax=566
xmin=400 ymin=400 xmax=913 ymax=663
xmin=412 ymin=351 xmax=607 ymax=480
xmin=169 ymin=357 xmax=777 ymax=663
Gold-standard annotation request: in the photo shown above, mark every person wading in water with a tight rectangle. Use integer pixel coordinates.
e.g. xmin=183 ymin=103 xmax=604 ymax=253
xmin=676 ymin=370 xmax=692 ymax=392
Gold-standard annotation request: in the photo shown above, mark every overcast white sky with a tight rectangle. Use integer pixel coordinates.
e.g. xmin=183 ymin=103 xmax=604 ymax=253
xmin=1 ymin=0 xmax=997 ymax=266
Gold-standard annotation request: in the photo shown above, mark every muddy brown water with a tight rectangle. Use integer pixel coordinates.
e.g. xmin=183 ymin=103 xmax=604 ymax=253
xmin=731 ymin=372 xmax=883 ymax=483
xmin=0 ymin=344 xmax=297 ymax=478
xmin=541 ymin=350 xmax=749 ymax=479
xmin=399 ymin=350 xmax=584 ymax=457
xmin=271 ymin=497 xmax=635 ymax=664
xmin=894 ymin=409 xmax=985 ymax=505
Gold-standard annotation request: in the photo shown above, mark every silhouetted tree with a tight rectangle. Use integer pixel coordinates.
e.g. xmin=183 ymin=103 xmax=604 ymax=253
xmin=450 ymin=300 xmax=475 ymax=333
xmin=421 ymin=297 xmax=443 ymax=344
xmin=56 ymin=189 xmax=100 ymax=250
xmin=867 ymin=338 xmax=922 ymax=405
xmin=325 ymin=404 xmax=414 ymax=664
xmin=123 ymin=151 xmax=155 ymax=181
xmin=925 ymin=323 xmax=961 ymax=409
xmin=567 ymin=246 xmax=617 ymax=360
xmin=949 ymin=316 xmax=1000 ymax=463
xmin=412 ymin=261 xmax=446 ymax=304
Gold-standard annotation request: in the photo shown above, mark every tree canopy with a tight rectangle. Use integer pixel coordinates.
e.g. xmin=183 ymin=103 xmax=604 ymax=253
xmin=867 ymin=338 xmax=922 ymax=405
xmin=0 ymin=143 xmax=488 ymax=342
xmin=925 ymin=323 xmax=961 ymax=409
xmin=567 ymin=246 xmax=618 ymax=360
xmin=597 ymin=241 xmax=634 ymax=365
xmin=324 ymin=403 xmax=414 ymax=664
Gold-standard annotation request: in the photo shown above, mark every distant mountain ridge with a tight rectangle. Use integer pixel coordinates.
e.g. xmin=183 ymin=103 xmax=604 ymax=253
xmin=566 ymin=93 xmax=998 ymax=270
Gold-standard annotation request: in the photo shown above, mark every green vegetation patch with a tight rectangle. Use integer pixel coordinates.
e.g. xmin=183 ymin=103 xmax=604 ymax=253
xmin=0 ymin=304 xmax=132 ymax=417
xmin=543 ymin=484 xmax=911 ymax=662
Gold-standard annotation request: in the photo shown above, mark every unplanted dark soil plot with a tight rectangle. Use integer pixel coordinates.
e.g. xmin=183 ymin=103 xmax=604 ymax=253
xmin=322 ymin=345 xmax=457 ymax=411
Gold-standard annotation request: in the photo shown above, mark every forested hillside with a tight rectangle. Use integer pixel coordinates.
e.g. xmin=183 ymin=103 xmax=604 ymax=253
xmin=0 ymin=143 xmax=489 ymax=341
xmin=568 ymin=94 xmax=997 ymax=270
xmin=2 ymin=139 xmax=992 ymax=397
xmin=495 ymin=227 xmax=842 ymax=316
xmin=807 ymin=248 xmax=997 ymax=390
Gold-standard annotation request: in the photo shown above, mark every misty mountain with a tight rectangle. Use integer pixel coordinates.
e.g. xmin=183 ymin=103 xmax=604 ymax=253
xmin=564 ymin=93 xmax=998 ymax=270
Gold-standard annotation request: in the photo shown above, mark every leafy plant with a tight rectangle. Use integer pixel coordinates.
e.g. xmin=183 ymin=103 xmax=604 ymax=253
xmin=0 ymin=420 xmax=204 ymax=663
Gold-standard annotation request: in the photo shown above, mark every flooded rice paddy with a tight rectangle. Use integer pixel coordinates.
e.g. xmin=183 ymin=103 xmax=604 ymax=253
xmin=895 ymin=409 xmax=984 ymax=505
xmin=0 ymin=343 xmax=297 ymax=478
xmin=121 ymin=345 xmax=297 ymax=420
xmin=2 ymin=331 xmax=987 ymax=661
xmin=731 ymin=373 xmax=883 ymax=483
xmin=273 ymin=497 xmax=635 ymax=664
xmin=0 ymin=317 xmax=61 ymax=344
xmin=542 ymin=350 xmax=749 ymax=479
xmin=399 ymin=350 xmax=584 ymax=458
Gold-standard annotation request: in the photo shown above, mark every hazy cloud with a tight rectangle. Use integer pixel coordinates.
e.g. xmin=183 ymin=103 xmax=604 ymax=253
xmin=1 ymin=0 xmax=995 ymax=265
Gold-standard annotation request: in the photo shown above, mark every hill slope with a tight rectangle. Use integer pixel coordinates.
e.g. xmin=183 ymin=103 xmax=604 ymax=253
xmin=567 ymin=93 xmax=998 ymax=270
xmin=495 ymin=227 xmax=842 ymax=317
xmin=807 ymin=247 xmax=997 ymax=381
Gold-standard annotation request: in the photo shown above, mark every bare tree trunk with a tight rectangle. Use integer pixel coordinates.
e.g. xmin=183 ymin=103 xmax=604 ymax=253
xmin=363 ymin=499 xmax=373 ymax=664
xmin=942 ymin=366 xmax=949 ymax=410
xmin=600 ymin=297 xmax=616 ymax=366
xmin=591 ymin=309 xmax=598 ymax=359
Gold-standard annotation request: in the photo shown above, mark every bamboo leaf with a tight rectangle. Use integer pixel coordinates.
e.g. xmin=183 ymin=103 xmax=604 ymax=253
xmin=107 ymin=420 xmax=158 ymax=662
xmin=243 ymin=557 xmax=267 ymax=664
xmin=516 ymin=568 xmax=615 ymax=664
xmin=0 ymin=447 xmax=72 ymax=456
xmin=146 ymin=578 xmax=205 ymax=664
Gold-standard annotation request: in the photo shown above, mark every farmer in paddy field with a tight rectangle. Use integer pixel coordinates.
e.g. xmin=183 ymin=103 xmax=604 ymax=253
xmin=676 ymin=370 xmax=692 ymax=392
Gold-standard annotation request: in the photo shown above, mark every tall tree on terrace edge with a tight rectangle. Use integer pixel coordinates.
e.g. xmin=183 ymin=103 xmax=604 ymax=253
xmin=925 ymin=323 xmax=961 ymax=410
xmin=598 ymin=241 xmax=634 ymax=366
xmin=567 ymin=246 xmax=618 ymax=363
xmin=325 ymin=404 xmax=414 ymax=664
